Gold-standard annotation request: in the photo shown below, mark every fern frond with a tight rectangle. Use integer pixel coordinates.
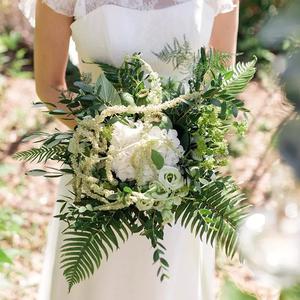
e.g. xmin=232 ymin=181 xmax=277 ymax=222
xmin=153 ymin=36 xmax=193 ymax=71
xmin=175 ymin=179 xmax=248 ymax=258
xmin=221 ymin=59 xmax=257 ymax=96
xmin=13 ymin=146 xmax=66 ymax=163
xmin=61 ymin=214 xmax=132 ymax=291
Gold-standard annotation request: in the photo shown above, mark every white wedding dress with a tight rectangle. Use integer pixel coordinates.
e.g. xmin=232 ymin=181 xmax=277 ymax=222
xmin=20 ymin=0 xmax=235 ymax=299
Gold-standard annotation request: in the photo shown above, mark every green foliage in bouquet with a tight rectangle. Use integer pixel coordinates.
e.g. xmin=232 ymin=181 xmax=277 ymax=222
xmin=15 ymin=43 xmax=256 ymax=291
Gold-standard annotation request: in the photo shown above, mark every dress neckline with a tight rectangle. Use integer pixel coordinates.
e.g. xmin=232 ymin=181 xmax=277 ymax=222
xmin=71 ymin=0 xmax=196 ymax=30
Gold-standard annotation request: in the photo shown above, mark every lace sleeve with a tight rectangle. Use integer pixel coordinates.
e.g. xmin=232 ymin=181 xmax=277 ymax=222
xmin=19 ymin=0 xmax=77 ymax=26
xmin=207 ymin=0 xmax=236 ymax=16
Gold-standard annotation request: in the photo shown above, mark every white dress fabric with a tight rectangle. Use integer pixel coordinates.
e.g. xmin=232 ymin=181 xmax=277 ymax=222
xmin=19 ymin=1 xmax=235 ymax=299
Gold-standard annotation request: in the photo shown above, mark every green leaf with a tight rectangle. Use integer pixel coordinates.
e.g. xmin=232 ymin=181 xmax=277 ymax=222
xmin=97 ymin=62 xmax=120 ymax=84
xmin=86 ymin=204 xmax=93 ymax=212
xmin=199 ymin=209 xmax=212 ymax=216
xmin=78 ymin=207 xmax=87 ymax=213
xmin=80 ymin=95 xmax=97 ymax=101
xmin=0 ymin=249 xmax=12 ymax=264
xmin=120 ymin=92 xmax=136 ymax=106
xmin=21 ymin=132 xmax=48 ymax=142
xmin=199 ymin=178 xmax=210 ymax=185
xmin=49 ymin=109 xmax=68 ymax=115
xmin=73 ymin=81 xmax=94 ymax=93
xmin=153 ymin=249 xmax=161 ymax=263
xmin=26 ymin=169 xmax=48 ymax=176
xmin=203 ymin=88 xmax=218 ymax=98
xmin=95 ymin=73 xmax=121 ymax=105
xmin=151 ymin=149 xmax=165 ymax=170
xmin=123 ymin=186 xmax=133 ymax=194
xmin=160 ymin=258 xmax=169 ymax=268
xmin=158 ymin=115 xmax=173 ymax=130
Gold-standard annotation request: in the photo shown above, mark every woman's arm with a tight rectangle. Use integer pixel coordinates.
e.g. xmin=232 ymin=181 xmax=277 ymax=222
xmin=35 ymin=0 xmax=76 ymax=128
xmin=209 ymin=0 xmax=240 ymax=65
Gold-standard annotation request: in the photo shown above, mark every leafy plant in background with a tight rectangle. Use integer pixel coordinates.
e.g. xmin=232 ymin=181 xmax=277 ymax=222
xmin=280 ymin=285 xmax=300 ymax=300
xmin=0 ymin=208 xmax=22 ymax=269
xmin=227 ymin=1 xmax=300 ymax=299
xmin=220 ymin=279 xmax=257 ymax=300
xmin=0 ymin=30 xmax=32 ymax=78
xmin=259 ymin=0 xmax=300 ymax=179
xmin=238 ymin=0 xmax=290 ymax=80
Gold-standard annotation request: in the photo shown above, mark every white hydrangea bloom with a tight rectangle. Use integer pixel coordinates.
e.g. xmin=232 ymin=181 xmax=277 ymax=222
xmin=109 ymin=121 xmax=184 ymax=184
xmin=109 ymin=121 xmax=144 ymax=182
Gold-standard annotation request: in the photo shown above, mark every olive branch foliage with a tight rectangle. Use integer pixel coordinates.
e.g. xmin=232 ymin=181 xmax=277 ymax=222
xmin=14 ymin=38 xmax=256 ymax=291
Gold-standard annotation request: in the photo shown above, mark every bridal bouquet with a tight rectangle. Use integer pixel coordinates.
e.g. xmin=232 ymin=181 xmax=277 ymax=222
xmin=15 ymin=43 xmax=256 ymax=291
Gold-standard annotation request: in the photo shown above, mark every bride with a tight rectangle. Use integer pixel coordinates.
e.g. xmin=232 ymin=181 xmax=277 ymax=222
xmin=20 ymin=0 xmax=239 ymax=299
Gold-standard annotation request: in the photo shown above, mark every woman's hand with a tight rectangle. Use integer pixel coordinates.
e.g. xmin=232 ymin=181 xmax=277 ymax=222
xmin=209 ymin=0 xmax=240 ymax=65
xmin=35 ymin=0 xmax=76 ymax=128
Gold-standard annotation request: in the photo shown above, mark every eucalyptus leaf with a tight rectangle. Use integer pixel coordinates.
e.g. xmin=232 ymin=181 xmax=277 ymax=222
xmin=199 ymin=178 xmax=210 ymax=185
xmin=22 ymin=132 xmax=47 ymax=142
xmin=120 ymin=92 xmax=136 ymax=106
xmin=79 ymin=207 xmax=87 ymax=213
xmin=49 ymin=109 xmax=68 ymax=116
xmin=54 ymin=134 xmax=72 ymax=140
xmin=80 ymin=95 xmax=97 ymax=101
xmin=73 ymin=81 xmax=94 ymax=93
xmin=44 ymin=139 xmax=61 ymax=148
xmin=26 ymin=169 xmax=48 ymax=176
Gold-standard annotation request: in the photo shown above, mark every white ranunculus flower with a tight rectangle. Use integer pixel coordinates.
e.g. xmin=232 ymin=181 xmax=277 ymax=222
xmin=158 ymin=166 xmax=184 ymax=191
xmin=147 ymin=181 xmax=169 ymax=200
xmin=136 ymin=197 xmax=155 ymax=211
xmin=109 ymin=121 xmax=184 ymax=184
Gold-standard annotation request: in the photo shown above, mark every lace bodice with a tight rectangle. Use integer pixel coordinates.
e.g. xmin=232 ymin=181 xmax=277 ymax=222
xmin=19 ymin=0 xmax=235 ymax=22
xmin=20 ymin=0 xmax=236 ymax=84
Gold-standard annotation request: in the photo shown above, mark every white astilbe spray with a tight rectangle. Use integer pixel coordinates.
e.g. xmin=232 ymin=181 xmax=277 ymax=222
xmin=147 ymin=71 xmax=163 ymax=104
xmin=140 ymin=58 xmax=163 ymax=104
